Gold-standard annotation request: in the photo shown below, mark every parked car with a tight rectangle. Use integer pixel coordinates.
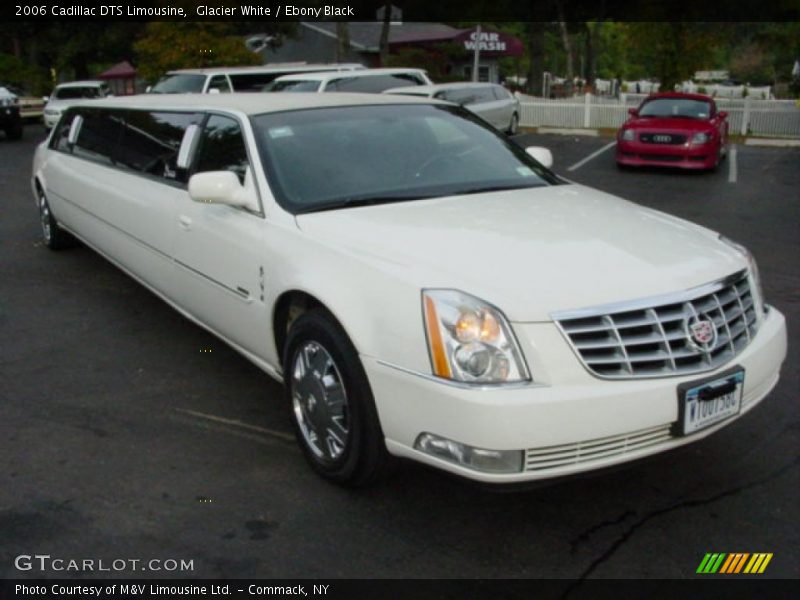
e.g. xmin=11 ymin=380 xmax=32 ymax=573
xmin=616 ymin=92 xmax=729 ymax=170
xmin=1 ymin=83 xmax=45 ymax=121
xmin=32 ymin=93 xmax=786 ymax=486
xmin=148 ymin=64 xmax=365 ymax=94
xmin=265 ymin=68 xmax=432 ymax=93
xmin=0 ymin=85 xmax=23 ymax=139
xmin=43 ymin=81 xmax=111 ymax=129
xmin=384 ymin=82 xmax=521 ymax=134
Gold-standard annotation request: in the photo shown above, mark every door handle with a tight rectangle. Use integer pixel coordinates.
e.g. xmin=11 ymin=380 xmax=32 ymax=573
xmin=178 ymin=215 xmax=192 ymax=231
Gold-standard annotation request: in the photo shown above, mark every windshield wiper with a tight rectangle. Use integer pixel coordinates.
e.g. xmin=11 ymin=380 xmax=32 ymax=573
xmin=295 ymin=193 xmax=437 ymax=214
xmin=454 ymin=183 xmax=541 ymax=196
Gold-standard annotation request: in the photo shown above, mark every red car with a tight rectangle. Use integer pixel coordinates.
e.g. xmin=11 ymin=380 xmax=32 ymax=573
xmin=616 ymin=92 xmax=729 ymax=170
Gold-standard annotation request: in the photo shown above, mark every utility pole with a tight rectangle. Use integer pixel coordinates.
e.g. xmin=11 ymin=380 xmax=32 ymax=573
xmin=472 ymin=24 xmax=481 ymax=82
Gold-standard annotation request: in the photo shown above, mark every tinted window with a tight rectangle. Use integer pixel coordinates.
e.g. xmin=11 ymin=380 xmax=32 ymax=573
xmin=207 ymin=75 xmax=231 ymax=93
xmin=116 ymin=111 xmax=203 ymax=183
xmin=253 ymin=104 xmax=559 ymax=214
xmin=150 ymin=74 xmax=206 ymax=94
xmin=327 ymin=73 xmax=425 ymax=93
xmin=54 ymin=86 xmax=103 ymax=100
xmin=73 ymin=109 xmax=125 ymax=165
xmin=639 ymin=98 xmax=712 ymax=119
xmin=229 ymin=73 xmax=285 ymax=91
xmin=194 ymin=115 xmax=249 ymax=183
xmin=267 ymin=80 xmax=322 ymax=92
xmin=51 ymin=110 xmax=77 ymax=152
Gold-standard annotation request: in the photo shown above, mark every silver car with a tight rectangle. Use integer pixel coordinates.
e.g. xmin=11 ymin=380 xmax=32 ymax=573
xmin=384 ymin=82 xmax=520 ymax=134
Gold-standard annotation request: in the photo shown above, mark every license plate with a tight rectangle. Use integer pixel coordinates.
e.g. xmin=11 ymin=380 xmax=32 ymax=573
xmin=677 ymin=368 xmax=745 ymax=436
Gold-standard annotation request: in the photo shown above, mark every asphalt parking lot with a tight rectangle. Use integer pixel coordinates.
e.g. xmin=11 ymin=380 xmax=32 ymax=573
xmin=1 ymin=125 xmax=798 ymax=583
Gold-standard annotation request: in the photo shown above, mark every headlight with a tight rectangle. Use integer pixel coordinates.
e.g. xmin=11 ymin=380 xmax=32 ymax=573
xmin=691 ymin=132 xmax=712 ymax=144
xmin=422 ymin=290 xmax=529 ymax=384
xmin=620 ymin=129 xmax=635 ymax=141
xmin=719 ymin=235 xmax=766 ymax=318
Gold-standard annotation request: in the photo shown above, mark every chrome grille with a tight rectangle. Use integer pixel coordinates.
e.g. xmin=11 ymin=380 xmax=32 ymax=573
xmin=554 ymin=271 xmax=759 ymax=379
xmin=525 ymin=424 xmax=673 ymax=472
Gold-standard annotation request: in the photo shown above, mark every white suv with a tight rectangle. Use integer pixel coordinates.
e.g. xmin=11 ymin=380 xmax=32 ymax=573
xmin=43 ymin=81 xmax=111 ymax=129
xmin=148 ymin=64 xmax=365 ymax=94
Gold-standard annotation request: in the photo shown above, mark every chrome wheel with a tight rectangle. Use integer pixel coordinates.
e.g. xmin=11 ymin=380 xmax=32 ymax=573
xmin=290 ymin=341 xmax=350 ymax=462
xmin=39 ymin=193 xmax=52 ymax=244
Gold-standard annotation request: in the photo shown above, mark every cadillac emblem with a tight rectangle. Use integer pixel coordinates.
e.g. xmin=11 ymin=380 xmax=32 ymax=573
xmin=686 ymin=316 xmax=718 ymax=352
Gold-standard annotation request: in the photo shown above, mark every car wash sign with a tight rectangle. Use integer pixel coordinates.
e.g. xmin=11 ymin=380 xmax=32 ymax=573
xmin=456 ymin=29 xmax=524 ymax=57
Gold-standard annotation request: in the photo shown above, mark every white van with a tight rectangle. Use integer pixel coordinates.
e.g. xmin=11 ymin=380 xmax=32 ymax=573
xmin=266 ymin=68 xmax=432 ymax=93
xmin=384 ymin=82 xmax=521 ymax=134
xmin=31 ymin=93 xmax=786 ymax=487
xmin=148 ymin=64 xmax=365 ymax=94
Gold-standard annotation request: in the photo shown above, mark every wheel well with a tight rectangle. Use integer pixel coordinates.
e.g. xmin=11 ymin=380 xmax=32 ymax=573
xmin=273 ymin=291 xmax=339 ymax=367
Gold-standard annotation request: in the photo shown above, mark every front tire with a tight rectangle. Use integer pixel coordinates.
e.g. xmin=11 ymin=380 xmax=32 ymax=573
xmin=38 ymin=189 xmax=75 ymax=250
xmin=283 ymin=310 xmax=388 ymax=486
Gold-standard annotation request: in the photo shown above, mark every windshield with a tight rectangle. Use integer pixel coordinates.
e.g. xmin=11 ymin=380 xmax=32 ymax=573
xmin=252 ymin=104 xmax=560 ymax=214
xmin=54 ymin=86 xmax=103 ymax=100
xmin=150 ymin=74 xmax=206 ymax=94
xmin=265 ymin=80 xmax=321 ymax=92
xmin=638 ymin=98 xmax=711 ymax=119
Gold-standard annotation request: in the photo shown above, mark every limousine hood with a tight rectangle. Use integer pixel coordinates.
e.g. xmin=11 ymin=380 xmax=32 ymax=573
xmin=296 ymin=184 xmax=746 ymax=322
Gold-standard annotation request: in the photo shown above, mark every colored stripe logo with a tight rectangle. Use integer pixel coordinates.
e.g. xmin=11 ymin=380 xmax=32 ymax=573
xmin=697 ymin=553 xmax=773 ymax=574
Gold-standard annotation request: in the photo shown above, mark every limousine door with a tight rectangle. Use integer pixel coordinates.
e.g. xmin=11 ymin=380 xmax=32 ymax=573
xmin=43 ymin=109 xmax=196 ymax=291
xmin=171 ymin=114 xmax=270 ymax=358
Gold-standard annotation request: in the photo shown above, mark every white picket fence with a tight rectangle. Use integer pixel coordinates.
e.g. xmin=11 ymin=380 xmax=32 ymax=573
xmin=517 ymin=93 xmax=800 ymax=138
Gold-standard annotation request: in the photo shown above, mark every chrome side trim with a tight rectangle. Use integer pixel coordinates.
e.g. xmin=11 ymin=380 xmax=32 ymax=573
xmin=174 ymin=258 xmax=252 ymax=303
xmin=375 ymin=359 xmax=544 ymax=391
xmin=550 ymin=269 xmax=747 ymax=321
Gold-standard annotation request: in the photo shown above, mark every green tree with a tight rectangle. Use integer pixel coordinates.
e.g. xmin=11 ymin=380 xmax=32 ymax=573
xmin=624 ymin=23 xmax=722 ymax=90
xmin=134 ymin=22 xmax=259 ymax=82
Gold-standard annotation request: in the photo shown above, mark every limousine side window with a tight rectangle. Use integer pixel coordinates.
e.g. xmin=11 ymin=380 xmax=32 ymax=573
xmin=52 ymin=111 xmax=77 ymax=152
xmin=194 ymin=115 xmax=249 ymax=184
xmin=116 ymin=111 xmax=203 ymax=183
xmin=72 ymin=109 xmax=126 ymax=166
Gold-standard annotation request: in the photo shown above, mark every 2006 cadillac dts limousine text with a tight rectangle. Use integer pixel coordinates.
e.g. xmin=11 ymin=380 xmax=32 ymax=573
xmin=32 ymin=94 xmax=787 ymax=486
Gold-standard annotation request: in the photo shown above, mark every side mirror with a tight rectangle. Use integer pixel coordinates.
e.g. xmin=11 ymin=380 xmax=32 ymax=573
xmin=525 ymin=146 xmax=553 ymax=169
xmin=145 ymin=86 xmax=152 ymax=93
xmin=718 ymin=111 xmax=728 ymax=119
xmin=208 ymin=88 xmax=221 ymax=95
xmin=42 ymin=96 xmax=49 ymax=102
xmin=628 ymin=107 xmax=638 ymax=116
xmin=188 ymin=170 xmax=259 ymax=212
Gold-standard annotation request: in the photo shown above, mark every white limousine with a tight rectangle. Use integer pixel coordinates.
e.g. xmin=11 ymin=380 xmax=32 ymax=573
xmin=32 ymin=94 xmax=787 ymax=486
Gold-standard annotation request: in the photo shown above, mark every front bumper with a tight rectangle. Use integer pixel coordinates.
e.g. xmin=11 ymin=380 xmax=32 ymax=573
xmin=43 ymin=112 xmax=61 ymax=129
xmin=617 ymin=140 xmax=719 ymax=169
xmin=365 ymin=306 xmax=786 ymax=483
